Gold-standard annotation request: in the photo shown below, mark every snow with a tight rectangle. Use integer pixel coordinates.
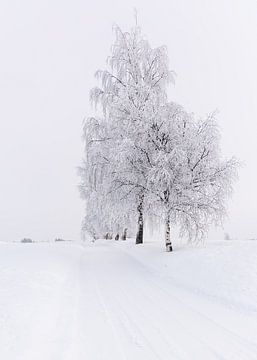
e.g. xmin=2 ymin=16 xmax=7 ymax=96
xmin=0 ymin=239 xmax=257 ymax=359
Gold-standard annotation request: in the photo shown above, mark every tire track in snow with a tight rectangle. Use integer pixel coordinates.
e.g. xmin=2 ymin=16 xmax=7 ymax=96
xmin=81 ymin=246 xmax=214 ymax=359
xmin=96 ymin=280 xmax=179 ymax=360
xmin=101 ymin=255 xmax=220 ymax=359
xmin=67 ymin=243 xmax=257 ymax=360
xmin=117 ymin=250 xmax=257 ymax=359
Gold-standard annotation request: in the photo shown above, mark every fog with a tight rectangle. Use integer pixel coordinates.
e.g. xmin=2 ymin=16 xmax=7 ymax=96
xmin=0 ymin=0 xmax=256 ymax=242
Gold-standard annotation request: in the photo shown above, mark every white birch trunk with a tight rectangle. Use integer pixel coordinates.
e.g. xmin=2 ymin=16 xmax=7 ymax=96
xmin=165 ymin=213 xmax=172 ymax=252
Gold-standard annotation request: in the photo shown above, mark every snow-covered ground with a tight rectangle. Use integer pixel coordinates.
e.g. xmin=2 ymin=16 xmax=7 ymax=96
xmin=0 ymin=239 xmax=257 ymax=359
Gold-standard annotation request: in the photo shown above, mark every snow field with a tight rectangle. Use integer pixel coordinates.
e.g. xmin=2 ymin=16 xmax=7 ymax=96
xmin=0 ymin=239 xmax=257 ymax=359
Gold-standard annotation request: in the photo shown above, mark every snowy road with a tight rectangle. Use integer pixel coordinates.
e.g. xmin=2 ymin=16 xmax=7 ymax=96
xmin=1 ymin=240 xmax=257 ymax=359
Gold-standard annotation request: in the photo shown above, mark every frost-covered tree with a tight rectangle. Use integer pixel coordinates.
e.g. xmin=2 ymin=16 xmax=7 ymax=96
xmin=147 ymin=105 xmax=238 ymax=251
xmin=79 ymin=22 xmax=238 ymax=251
xmin=79 ymin=116 xmax=136 ymax=240
xmin=88 ymin=24 xmax=174 ymax=244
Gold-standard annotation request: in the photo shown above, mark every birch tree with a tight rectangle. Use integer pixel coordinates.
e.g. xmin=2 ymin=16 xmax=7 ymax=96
xmin=89 ymin=24 xmax=174 ymax=244
xmin=79 ymin=23 xmax=238 ymax=251
xmin=79 ymin=116 xmax=136 ymax=240
xmin=147 ymin=104 xmax=238 ymax=251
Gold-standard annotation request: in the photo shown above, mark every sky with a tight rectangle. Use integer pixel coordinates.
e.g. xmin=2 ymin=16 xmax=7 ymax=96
xmin=0 ymin=0 xmax=257 ymax=242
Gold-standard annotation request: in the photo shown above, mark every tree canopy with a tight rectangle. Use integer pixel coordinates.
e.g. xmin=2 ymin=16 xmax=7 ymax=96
xmin=79 ymin=24 xmax=238 ymax=251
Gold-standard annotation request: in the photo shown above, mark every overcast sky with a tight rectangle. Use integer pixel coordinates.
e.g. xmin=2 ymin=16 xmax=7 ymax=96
xmin=0 ymin=0 xmax=257 ymax=242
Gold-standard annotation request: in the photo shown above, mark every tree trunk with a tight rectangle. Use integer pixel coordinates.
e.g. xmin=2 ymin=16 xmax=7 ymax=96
xmin=122 ymin=228 xmax=127 ymax=240
xmin=136 ymin=194 xmax=144 ymax=244
xmin=165 ymin=213 xmax=172 ymax=252
xmin=136 ymin=211 xmax=143 ymax=244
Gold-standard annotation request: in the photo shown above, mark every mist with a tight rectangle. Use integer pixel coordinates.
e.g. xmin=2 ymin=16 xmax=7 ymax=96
xmin=0 ymin=0 xmax=256 ymax=242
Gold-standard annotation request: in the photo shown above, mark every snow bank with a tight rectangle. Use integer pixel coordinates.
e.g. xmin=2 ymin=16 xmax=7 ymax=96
xmin=116 ymin=238 xmax=257 ymax=314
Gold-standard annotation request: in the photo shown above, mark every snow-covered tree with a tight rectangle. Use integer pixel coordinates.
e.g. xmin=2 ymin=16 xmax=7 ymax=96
xmin=147 ymin=105 xmax=238 ymax=251
xmin=88 ymin=24 xmax=174 ymax=244
xmin=79 ymin=116 xmax=136 ymax=240
xmin=79 ymin=23 xmax=238 ymax=251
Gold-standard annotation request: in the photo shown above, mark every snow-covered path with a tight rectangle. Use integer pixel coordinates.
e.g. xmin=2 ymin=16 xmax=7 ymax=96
xmin=1 ymin=240 xmax=257 ymax=359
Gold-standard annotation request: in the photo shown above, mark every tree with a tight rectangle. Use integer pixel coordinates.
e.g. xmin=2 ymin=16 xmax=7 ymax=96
xmin=79 ymin=116 xmax=136 ymax=240
xmin=79 ymin=22 xmax=238 ymax=251
xmin=89 ymin=24 xmax=174 ymax=244
xmin=147 ymin=104 xmax=238 ymax=251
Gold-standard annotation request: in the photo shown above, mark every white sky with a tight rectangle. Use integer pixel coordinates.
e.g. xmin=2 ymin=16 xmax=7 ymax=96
xmin=0 ymin=0 xmax=257 ymax=242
